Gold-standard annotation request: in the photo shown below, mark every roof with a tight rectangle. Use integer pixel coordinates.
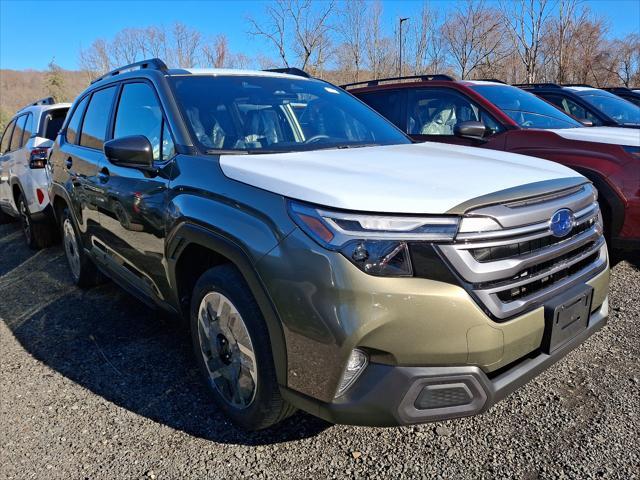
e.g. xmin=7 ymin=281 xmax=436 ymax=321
xmin=563 ymin=86 xmax=600 ymax=92
xmin=167 ymin=68 xmax=312 ymax=81
xmin=459 ymin=80 xmax=505 ymax=86
xmin=17 ymin=102 xmax=71 ymax=116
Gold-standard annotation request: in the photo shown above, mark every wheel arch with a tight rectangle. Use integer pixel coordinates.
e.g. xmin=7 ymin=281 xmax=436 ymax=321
xmin=167 ymin=221 xmax=288 ymax=386
xmin=572 ymin=167 xmax=625 ymax=238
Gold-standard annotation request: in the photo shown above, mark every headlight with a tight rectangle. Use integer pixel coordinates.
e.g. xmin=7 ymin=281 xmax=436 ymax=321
xmin=288 ymin=200 xmax=459 ymax=277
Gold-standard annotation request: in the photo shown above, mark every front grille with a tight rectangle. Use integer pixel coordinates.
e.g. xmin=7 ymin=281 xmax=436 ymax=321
xmin=438 ymin=182 xmax=607 ymax=320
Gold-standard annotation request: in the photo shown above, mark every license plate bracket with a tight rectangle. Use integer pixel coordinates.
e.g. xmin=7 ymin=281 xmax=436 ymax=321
xmin=542 ymin=284 xmax=593 ymax=354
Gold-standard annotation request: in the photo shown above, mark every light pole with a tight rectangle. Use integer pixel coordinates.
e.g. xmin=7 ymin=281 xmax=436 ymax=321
xmin=399 ymin=17 xmax=409 ymax=77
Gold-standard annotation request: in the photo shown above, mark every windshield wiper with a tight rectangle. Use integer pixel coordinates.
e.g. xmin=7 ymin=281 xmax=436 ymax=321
xmin=335 ymin=143 xmax=379 ymax=149
xmin=205 ymin=149 xmax=249 ymax=155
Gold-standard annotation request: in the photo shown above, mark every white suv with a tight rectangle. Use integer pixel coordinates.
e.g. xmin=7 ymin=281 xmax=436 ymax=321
xmin=0 ymin=97 xmax=70 ymax=248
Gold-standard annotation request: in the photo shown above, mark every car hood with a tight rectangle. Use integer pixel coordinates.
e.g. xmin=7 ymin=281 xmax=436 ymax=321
xmin=547 ymin=127 xmax=640 ymax=147
xmin=219 ymin=142 xmax=583 ymax=214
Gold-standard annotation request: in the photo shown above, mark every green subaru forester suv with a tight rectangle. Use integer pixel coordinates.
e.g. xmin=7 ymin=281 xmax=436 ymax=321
xmin=47 ymin=59 xmax=609 ymax=430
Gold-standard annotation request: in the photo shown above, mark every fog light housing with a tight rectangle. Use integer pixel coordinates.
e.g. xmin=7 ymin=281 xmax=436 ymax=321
xmin=335 ymin=349 xmax=368 ymax=398
xmin=414 ymin=383 xmax=473 ymax=410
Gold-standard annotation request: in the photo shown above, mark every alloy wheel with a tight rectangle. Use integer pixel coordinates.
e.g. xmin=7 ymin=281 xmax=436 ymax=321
xmin=197 ymin=292 xmax=258 ymax=409
xmin=62 ymin=218 xmax=81 ymax=281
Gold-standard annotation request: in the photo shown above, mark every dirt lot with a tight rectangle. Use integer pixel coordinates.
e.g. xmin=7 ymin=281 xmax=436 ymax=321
xmin=1 ymin=221 xmax=638 ymax=480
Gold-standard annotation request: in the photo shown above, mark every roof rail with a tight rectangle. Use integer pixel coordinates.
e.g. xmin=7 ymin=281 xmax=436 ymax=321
xmin=264 ymin=67 xmax=311 ymax=78
xmin=561 ymin=83 xmax=595 ymax=88
xmin=474 ymin=78 xmax=506 ymax=84
xmin=19 ymin=96 xmax=56 ymax=111
xmin=91 ymin=58 xmax=168 ymax=84
xmin=341 ymin=74 xmax=454 ymax=90
xmin=512 ymin=82 xmax=561 ymax=89
xmin=602 ymin=87 xmax=633 ymax=93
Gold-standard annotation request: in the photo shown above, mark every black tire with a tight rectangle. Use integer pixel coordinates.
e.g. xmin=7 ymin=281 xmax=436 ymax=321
xmin=60 ymin=207 xmax=103 ymax=287
xmin=190 ymin=264 xmax=295 ymax=430
xmin=17 ymin=194 xmax=54 ymax=249
xmin=0 ymin=207 xmax=14 ymax=225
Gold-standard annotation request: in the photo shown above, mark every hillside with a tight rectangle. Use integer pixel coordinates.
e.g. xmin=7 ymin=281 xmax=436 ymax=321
xmin=0 ymin=69 xmax=89 ymax=130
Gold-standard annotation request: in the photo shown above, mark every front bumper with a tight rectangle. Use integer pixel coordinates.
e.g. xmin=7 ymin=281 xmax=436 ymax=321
xmin=283 ymin=299 xmax=608 ymax=426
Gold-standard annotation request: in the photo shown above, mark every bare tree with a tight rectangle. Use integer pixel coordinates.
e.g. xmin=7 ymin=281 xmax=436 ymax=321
xmin=501 ymin=0 xmax=554 ymax=83
xmin=172 ymin=22 xmax=201 ymax=68
xmin=442 ymin=0 xmax=509 ymax=79
xmin=364 ymin=0 xmax=394 ymax=78
xmin=335 ymin=0 xmax=366 ymax=81
xmin=288 ymin=0 xmax=335 ymax=73
xmin=248 ymin=0 xmax=290 ymax=67
xmin=410 ymin=2 xmax=447 ymax=74
xmin=603 ymin=34 xmax=640 ymax=86
xmin=202 ymin=35 xmax=230 ymax=68
xmin=78 ymin=39 xmax=112 ymax=80
xmin=140 ymin=26 xmax=169 ymax=59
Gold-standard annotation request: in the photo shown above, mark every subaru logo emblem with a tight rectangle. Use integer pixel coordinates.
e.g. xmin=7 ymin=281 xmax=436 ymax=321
xmin=549 ymin=209 xmax=574 ymax=238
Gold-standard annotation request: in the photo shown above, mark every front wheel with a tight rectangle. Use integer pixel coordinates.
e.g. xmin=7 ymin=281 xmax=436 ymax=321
xmin=60 ymin=207 xmax=103 ymax=287
xmin=190 ymin=264 xmax=295 ymax=430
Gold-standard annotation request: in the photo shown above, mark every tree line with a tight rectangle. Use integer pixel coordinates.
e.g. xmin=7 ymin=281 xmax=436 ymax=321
xmin=77 ymin=0 xmax=640 ymax=87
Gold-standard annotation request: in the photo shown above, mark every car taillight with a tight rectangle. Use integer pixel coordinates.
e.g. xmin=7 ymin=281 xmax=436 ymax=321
xmin=29 ymin=147 xmax=50 ymax=169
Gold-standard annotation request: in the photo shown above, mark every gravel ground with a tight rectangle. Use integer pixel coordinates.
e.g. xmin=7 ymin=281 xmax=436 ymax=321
xmin=0 ymin=221 xmax=638 ymax=480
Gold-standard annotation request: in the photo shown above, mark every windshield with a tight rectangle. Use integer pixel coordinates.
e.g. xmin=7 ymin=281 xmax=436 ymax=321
xmin=471 ymin=85 xmax=583 ymax=129
xmin=169 ymin=75 xmax=410 ymax=153
xmin=577 ymin=92 xmax=640 ymax=125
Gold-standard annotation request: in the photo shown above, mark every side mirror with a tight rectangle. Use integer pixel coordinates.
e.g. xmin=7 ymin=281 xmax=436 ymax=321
xmin=579 ymin=118 xmax=594 ymax=127
xmin=104 ymin=135 xmax=153 ymax=169
xmin=454 ymin=121 xmax=487 ymax=141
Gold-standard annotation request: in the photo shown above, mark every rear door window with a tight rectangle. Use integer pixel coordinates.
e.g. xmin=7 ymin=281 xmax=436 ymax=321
xmin=10 ymin=115 xmax=27 ymax=151
xmin=66 ymin=97 xmax=89 ymax=144
xmin=80 ymin=86 xmax=117 ymax=150
xmin=356 ymin=90 xmax=406 ymax=129
xmin=0 ymin=119 xmax=16 ymax=153
xmin=540 ymin=94 xmax=602 ymax=126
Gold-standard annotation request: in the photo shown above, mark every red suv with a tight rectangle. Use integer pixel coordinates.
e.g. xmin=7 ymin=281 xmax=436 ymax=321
xmin=345 ymin=76 xmax=640 ymax=252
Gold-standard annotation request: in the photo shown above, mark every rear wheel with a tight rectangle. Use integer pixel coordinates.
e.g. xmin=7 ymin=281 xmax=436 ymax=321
xmin=17 ymin=194 xmax=54 ymax=249
xmin=60 ymin=207 xmax=103 ymax=287
xmin=190 ymin=264 xmax=295 ymax=430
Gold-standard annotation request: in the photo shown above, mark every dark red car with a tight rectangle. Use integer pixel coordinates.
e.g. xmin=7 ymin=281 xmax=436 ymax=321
xmin=344 ymin=76 xmax=640 ymax=252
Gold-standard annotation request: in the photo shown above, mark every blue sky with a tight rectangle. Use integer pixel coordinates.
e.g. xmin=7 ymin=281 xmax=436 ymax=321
xmin=1 ymin=0 xmax=639 ymax=70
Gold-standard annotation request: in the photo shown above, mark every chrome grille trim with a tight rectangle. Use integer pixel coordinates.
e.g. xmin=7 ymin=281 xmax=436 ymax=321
xmin=437 ymin=183 xmax=607 ymax=321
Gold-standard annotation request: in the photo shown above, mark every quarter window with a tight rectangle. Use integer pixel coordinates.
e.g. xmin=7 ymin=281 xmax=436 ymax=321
xmin=407 ymin=88 xmax=503 ymax=136
xmin=80 ymin=86 xmax=117 ymax=150
xmin=22 ymin=113 xmax=34 ymax=145
xmin=114 ymin=83 xmax=171 ymax=161
xmin=10 ymin=115 xmax=27 ymax=151
xmin=0 ymin=119 xmax=16 ymax=153
xmin=66 ymin=96 xmax=89 ymax=144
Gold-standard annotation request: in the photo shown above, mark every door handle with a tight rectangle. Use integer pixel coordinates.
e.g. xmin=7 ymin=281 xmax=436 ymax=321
xmin=98 ymin=168 xmax=110 ymax=183
xmin=65 ymin=157 xmax=73 ymax=169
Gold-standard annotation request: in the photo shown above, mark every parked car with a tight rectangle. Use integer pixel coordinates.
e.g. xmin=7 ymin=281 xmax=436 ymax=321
xmin=345 ymin=76 xmax=640 ymax=252
xmin=602 ymin=87 xmax=640 ymax=107
xmin=515 ymin=83 xmax=640 ymax=129
xmin=0 ymin=97 xmax=70 ymax=248
xmin=49 ymin=59 xmax=609 ymax=430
